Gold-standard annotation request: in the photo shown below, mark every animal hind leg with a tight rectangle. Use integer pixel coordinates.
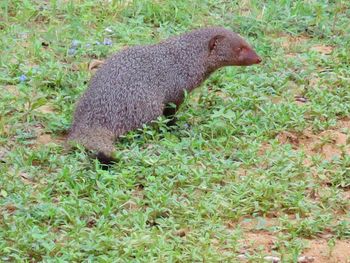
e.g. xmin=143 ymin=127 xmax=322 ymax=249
xmin=68 ymin=126 xmax=116 ymax=165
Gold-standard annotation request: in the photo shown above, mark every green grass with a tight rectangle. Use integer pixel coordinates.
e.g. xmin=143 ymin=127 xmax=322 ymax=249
xmin=1 ymin=0 xmax=350 ymax=262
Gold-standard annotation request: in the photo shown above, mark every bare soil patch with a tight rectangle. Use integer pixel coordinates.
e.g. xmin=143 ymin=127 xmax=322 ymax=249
xmin=232 ymin=216 xmax=350 ymax=262
xmin=174 ymin=228 xmax=190 ymax=237
xmin=36 ymin=134 xmax=57 ymax=145
xmin=310 ymin=45 xmax=334 ymax=55
xmin=238 ymin=233 xmax=350 ymax=262
xmin=308 ymin=73 xmax=321 ymax=87
xmin=258 ymin=142 xmax=272 ymax=156
xmin=227 ymin=217 xmax=280 ymax=254
xmin=276 ymin=34 xmax=334 ymax=58
xmin=240 ymin=231 xmax=277 ymax=254
xmin=343 ymin=190 xmax=350 ymax=200
xmin=279 ymin=34 xmax=310 ymax=49
xmin=27 ymin=123 xmax=65 ymax=147
xmin=34 ymin=131 xmax=64 ymax=147
xmin=277 ymin=34 xmax=310 ymax=57
xmin=235 ymin=217 xmax=280 ymax=230
xmin=5 ymin=85 xmax=20 ymax=96
xmin=276 ymin=119 xmax=350 ymax=161
xmin=304 ymin=239 xmax=350 ymax=263
xmin=36 ymin=104 xmax=56 ymax=114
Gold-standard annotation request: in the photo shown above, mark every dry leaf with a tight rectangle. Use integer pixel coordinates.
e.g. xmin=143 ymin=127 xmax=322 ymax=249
xmin=89 ymin=59 xmax=104 ymax=71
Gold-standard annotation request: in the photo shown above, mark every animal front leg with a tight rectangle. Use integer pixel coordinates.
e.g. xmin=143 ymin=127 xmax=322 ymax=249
xmin=163 ymin=103 xmax=178 ymax=127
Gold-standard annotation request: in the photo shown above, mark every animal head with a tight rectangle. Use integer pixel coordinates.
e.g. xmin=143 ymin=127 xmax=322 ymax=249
xmin=208 ymin=29 xmax=262 ymax=67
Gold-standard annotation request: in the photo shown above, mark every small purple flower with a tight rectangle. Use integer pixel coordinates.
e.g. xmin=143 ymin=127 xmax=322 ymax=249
xmin=103 ymin=38 xmax=112 ymax=46
xmin=19 ymin=74 xmax=27 ymax=82
xmin=68 ymin=48 xmax=76 ymax=55
xmin=183 ymin=123 xmax=191 ymax=130
xmin=71 ymin=40 xmax=80 ymax=48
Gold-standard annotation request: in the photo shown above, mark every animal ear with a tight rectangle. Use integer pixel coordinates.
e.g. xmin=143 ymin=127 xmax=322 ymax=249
xmin=209 ymin=35 xmax=225 ymax=52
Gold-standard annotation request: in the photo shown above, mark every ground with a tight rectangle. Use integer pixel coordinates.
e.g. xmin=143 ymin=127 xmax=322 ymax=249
xmin=0 ymin=0 xmax=350 ymax=262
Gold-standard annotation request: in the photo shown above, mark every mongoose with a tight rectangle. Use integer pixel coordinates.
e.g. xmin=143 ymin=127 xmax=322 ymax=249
xmin=68 ymin=27 xmax=262 ymax=164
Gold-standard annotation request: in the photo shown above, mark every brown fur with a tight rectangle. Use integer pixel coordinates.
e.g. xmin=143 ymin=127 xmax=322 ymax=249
xmin=68 ymin=27 xmax=261 ymax=163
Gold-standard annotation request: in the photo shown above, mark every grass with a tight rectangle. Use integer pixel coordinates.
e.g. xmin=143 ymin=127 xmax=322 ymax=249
xmin=1 ymin=0 xmax=350 ymax=262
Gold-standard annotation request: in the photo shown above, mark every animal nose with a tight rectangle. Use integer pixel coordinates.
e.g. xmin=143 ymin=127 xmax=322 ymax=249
xmin=256 ymin=57 xmax=262 ymax=63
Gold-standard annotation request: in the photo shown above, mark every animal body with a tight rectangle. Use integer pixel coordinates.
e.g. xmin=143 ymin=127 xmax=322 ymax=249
xmin=68 ymin=27 xmax=262 ymax=164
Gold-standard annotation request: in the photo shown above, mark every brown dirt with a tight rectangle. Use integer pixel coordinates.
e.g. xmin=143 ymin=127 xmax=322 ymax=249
xmin=277 ymin=34 xmax=310 ymax=57
xmin=276 ymin=119 xmax=350 ymax=162
xmin=1 ymin=124 xmax=11 ymax=136
xmin=304 ymin=239 xmax=350 ymax=263
xmin=338 ymin=118 xmax=350 ymax=131
xmin=236 ymin=123 xmax=350 ymax=261
xmin=310 ymin=45 xmax=334 ymax=55
xmin=3 ymin=203 xmax=17 ymax=214
xmin=237 ymin=0 xmax=253 ymax=16
xmin=174 ymin=228 xmax=190 ymax=237
xmin=228 ymin=217 xmax=280 ymax=253
xmin=231 ymin=216 xmax=350 ymax=262
xmin=343 ymin=190 xmax=350 ymax=200
xmin=35 ymin=133 xmax=64 ymax=146
xmin=36 ymin=134 xmax=54 ymax=144
xmin=5 ymin=85 xmax=20 ymax=96
xmin=258 ymin=142 xmax=273 ymax=156
xmin=131 ymin=185 xmax=145 ymax=199
xmin=280 ymin=34 xmax=310 ymax=49
xmin=28 ymin=123 xmax=65 ymax=147
xmin=70 ymin=63 xmax=80 ymax=72
xmin=240 ymin=232 xmax=277 ymax=253
xmin=36 ymin=104 xmax=56 ymax=114
xmin=0 ymin=145 xmax=9 ymax=160
xmin=308 ymin=73 xmax=321 ymax=87
xmin=236 ymin=166 xmax=249 ymax=177
xmin=270 ymin=96 xmax=283 ymax=104
xmin=237 ymin=229 xmax=350 ymax=262
xmin=269 ymin=80 xmax=307 ymax=105
xmin=233 ymin=217 xmax=280 ymax=230
xmin=214 ymin=90 xmax=232 ymax=101
xmin=277 ymin=34 xmax=334 ymax=58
